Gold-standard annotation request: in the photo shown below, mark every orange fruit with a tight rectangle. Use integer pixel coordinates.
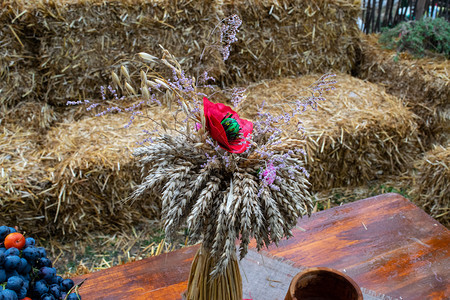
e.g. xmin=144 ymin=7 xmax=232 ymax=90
xmin=4 ymin=232 xmax=26 ymax=250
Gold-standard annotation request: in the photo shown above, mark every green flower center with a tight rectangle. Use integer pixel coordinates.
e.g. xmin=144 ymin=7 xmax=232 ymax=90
xmin=221 ymin=113 xmax=241 ymax=141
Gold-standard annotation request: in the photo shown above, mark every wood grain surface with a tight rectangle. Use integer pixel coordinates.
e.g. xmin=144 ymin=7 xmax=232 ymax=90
xmin=73 ymin=193 xmax=450 ymax=299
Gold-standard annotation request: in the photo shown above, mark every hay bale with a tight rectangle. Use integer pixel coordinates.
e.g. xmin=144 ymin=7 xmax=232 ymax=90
xmin=357 ymin=33 xmax=450 ymax=145
xmin=221 ymin=0 xmax=361 ymax=84
xmin=1 ymin=101 xmax=58 ymax=132
xmin=38 ymin=110 xmax=168 ymax=236
xmin=14 ymin=0 xmax=361 ymax=107
xmin=241 ymin=73 xmax=422 ymax=191
xmin=31 ymin=0 xmax=224 ymax=107
xmin=1 ymin=105 xmax=168 ymax=237
xmin=0 ymin=0 xmax=40 ymax=107
xmin=411 ymin=144 xmax=449 ymax=227
xmin=0 ymin=121 xmax=49 ymax=234
xmin=0 ymin=102 xmax=72 ymax=236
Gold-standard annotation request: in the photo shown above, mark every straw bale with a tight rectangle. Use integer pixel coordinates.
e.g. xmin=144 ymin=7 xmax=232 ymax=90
xmin=36 ymin=110 xmax=169 ymax=236
xmin=30 ymin=0 xmax=224 ymax=107
xmin=12 ymin=0 xmax=361 ymax=107
xmin=1 ymin=101 xmax=58 ymax=132
xmin=0 ymin=122 xmax=48 ymax=233
xmin=411 ymin=144 xmax=449 ymax=227
xmin=241 ymin=73 xmax=422 ymax=191
xmin=357 ymin=33 xmax=450 ymax=145
xmin=0 ymin=100 xmax=57 ymax=235
xmin=0 ymin=0 xmax=41 ymax=107
xmin=220 ymin=0 xmax=362 ymax=85
xmin=1 ymin=105 xmax=170 ymax=237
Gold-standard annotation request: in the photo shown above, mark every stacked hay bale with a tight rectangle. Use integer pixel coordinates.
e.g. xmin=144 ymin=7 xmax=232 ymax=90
xmin=0 ymin=0 xmax=40 ymax=107
xmin=220 ymin=0 xmax=361 ymax=84
xmin=241 ymin=73 xmax=422 ymax=191
xmin=1 ymin=106 xmax=168 ymax=237
xmin=357 ymin=34 xmax=450 ymax=145
xmin=16 ymin=0 xmax=361 ymax=106
xmin=0 ymin=101 xmax=57 ymax=234
xmin=411 ymin=145 xmax=449 ymax=227
xmin=1 ymin=0 xmax=363 ymax=236
xmin=0 ymin=127 xmax=48 ymax=230
xmin=30 ymin=0 xmax=224 ymax=107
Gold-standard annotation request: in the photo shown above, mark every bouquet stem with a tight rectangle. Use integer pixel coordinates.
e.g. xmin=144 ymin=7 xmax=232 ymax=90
xmin=183 ymin=244 xmax=242 ymax=300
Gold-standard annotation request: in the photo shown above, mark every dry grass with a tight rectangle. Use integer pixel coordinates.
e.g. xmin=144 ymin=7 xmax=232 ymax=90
xmin=411 ymin=144 xmax=450 ymax=227
xmin=31 ymin=0 xmax=223 ymax=106
xmin=357 ymin=33 xmax=450 ymax=145
xmin=218 ymin=0 xmax=361 ymax=84
xmin=240 ymin=73 xmax=422 ymax=191
xmin=1 ymin=104 xmax=173 ymax=237
xmin=0 ymin=0 xmax=40 ymax=107
xmin=1 ymin=0 xmax=360 ymax=107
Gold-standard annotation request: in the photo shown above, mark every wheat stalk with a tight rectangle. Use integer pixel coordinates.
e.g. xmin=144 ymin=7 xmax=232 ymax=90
xmin=131 ymin=134 xmax=313 ymax=275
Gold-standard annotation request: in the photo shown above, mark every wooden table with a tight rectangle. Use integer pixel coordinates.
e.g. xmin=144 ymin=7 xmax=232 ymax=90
xmin=73 ymin=193 xmax=450 ymax=299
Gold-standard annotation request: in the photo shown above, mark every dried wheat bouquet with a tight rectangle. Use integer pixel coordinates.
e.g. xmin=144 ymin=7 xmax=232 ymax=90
xmin=69 ymin=16 xmax=336 ymax=281
xmin=120 ymin=48 xmax=336 ymax=275
xmin=131 ymin=130 xmax=313 ymax=277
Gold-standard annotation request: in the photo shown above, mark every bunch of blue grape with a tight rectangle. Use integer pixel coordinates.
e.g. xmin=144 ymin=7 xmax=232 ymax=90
xmin=0 ymin=226 xmax=82 ymax=300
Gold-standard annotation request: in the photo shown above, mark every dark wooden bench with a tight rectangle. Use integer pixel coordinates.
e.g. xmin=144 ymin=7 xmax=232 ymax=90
xmin=73 ymin=193 xmax=450 ymax=299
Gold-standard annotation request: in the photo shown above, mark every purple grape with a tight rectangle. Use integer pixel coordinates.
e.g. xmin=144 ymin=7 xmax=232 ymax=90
xmin=23 ymin=273 xmax=31 ymax=283
xmin=33 ymin=279 xmax=49 ymax=296
xmin=36 ymin=247 xmax=47 ymax=258
xmin=0 ymin=289 xmax=18 ymax=300
xmin=17 ymin=286 xmax=27 ymax=299
xmin=18 ymin=275 xmax=29 ymax=290
xmin=21 ymin=247 xmax=38 ymax=265
xmin=17 ymin=257 xmax=31 ymax=274
xmin=0 ymin=226 xmax=10 ymax=241
xmin=38 ymin=267 xmax=57 ymax=283
xmin=5 ymin=270 xmax=19 ymax=278
xmin=41 ymin=294 xmax=56 ymax=300
xmin=37 ymin=257 xmax=53 ymax=268
xmin=0 ymin=225 xmax=80 ymax=300
xmin=4 ymin=256 xmax=20 ymax=270
xmin=67 ymin=292 xmax=82 ymax=300
xmin=49 ymin=275 xmax=63 ymax=285
xmin=4 ymin=248 xmax=19 ymax=257
xmin=6 ymin=276 xmax=23 ymax=292
xmin=25 ymin=237 xmax=36 ymax=247
xmin=0 ymin=269 xmax=6 ymax=282
xmin=49 ymin=284 xmax=62 ymax=298
xmin=60 ymin=278 xmax=75 ymax=292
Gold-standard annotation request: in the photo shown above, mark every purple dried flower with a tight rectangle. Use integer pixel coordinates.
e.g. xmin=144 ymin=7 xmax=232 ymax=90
xmin=66 ymin=100 xmax=90 ymax=106
xmin=262 ymin=162 xmax=277 ymax=186
xmin=231 ymin=87 xmax=246 ymax=109
xmin=198 ymin=71 xmax=216 ymax=85
xmin=219 ymin=15 xmax=242 ymax=61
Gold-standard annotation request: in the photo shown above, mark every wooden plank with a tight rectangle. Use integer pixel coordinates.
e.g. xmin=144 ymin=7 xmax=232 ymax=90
xmin=73 ymin=193 xmax=450 ymax=299
xmin=259 ymin=193 xmax=450 ymax=299
xmin=73 ymin=244 xmax=200 ymax=299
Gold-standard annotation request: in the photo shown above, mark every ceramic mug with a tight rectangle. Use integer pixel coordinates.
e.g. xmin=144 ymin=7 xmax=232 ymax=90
xmin=285 ymin=267 xmax=363 ymax=300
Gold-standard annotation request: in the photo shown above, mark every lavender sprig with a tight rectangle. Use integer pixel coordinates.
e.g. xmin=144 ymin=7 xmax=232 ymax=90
xmin=200 ymin=14 xmax=242 ymax=61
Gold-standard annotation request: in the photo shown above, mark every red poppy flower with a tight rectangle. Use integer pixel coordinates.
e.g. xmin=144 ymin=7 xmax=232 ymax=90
xmin=203 ymin=97 xmax=253 ymax=153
